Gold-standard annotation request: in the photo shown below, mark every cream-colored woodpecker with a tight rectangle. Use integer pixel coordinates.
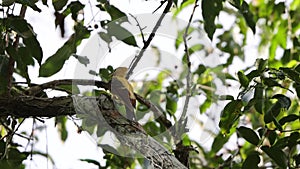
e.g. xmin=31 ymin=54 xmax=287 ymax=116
xmin=110 ymin=67 xmax=136 ymax=121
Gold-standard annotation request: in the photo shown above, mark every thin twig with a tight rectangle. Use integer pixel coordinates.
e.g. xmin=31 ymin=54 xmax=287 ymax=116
xmin=0 ymin=118 xmax=25 ymax=160
xmin=129 ymin=13 xmax=146 ymax=44
xmin=126 ymin=0 xmax=173 ymax=79
xmin=152 ymin=0 xmax=167 ymax=14
xmin=181 ymin=0 xmax=199 ymax=118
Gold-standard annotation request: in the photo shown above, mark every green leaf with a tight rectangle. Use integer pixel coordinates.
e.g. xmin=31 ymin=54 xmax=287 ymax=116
xmin=256 ymin=58 xmax=267 ymax=72
xmin=246 ymin=70 xmax=260 ymax=81
xmin=262 ymin=77 xmax=288 ymax=91
xmin=253 ymin=83 xmax=264 ymax=114
xmin=99 ymin=67 xmax=113 ymax=82
xmin=103 ymin=4 xmax=128 ymax=22
xmin=182 ymin=44 xmax=204 ymax=64
xmin=200 ymin=99 xmax=212 ymax=113
xmin=55 ymin=116 xmax=68 ymax=142
xmin=16 ymin=0 xmax=41 ymax=12
xmin=173 ymin=0 xmax=195 ymax=18
xmin=39 ymin=24 xmax=90 ymax=77
xmin=79 ymin=159 xmax=101 ymax=167
xmin=23 ymin=36 xmax=43 ymax=65
xmin=211 ymin=133 xmax=229 ymax=153
xmin=275 ymin=21 xmax=287 ymax=49
xmin=272 ymin=94 xmax=291 ymax=109
xmin=228 ymin=0 xmax=256 ymax=34
xmin=166 ymin=93 xmax=178 ymax=115
xmin=5 ymin=17 xmax=43 ymax=65
xmin=264 ymin=94 xmax=291 ymax=124
xmin=279 ymin=114 xmax=299 ymax=125
xmin=1 ymin=0 xmax=15 ymax=6
xmin=261 ymin=146 xmax=287 ymax=168
xmin=63 ymin=1 xmax=85 ymax=21
xmin=237 ymin=126 xmax=260 ymax=145
xmin=242 ymin=151 xmax=260 ymax=169
xmin=149 ymin=90 xmax=162 ymax=106
xmin=99 ymin=31 xmax=112 ymax=43
xmin=280 ymin=67 xmax=300 ymax=83
xmin=293 ymin=83 xmax=300 ymax=99
xmin=219 ymin=95 xmax=234 ymax=100
xmin=238 ymin=71 xmax=249 ymax=88
xmin=194 ymin=64 xmax=206 ymax=75
xmin=202 ymin=0 xmax=223 ymax=40
xmin=267 ymin=130 xmax=277 ymax=145
xmin=6 ymin=16 xmax=34 ymax=38
xmin=42 ymin=0 xmax=47 ymax=6
xmin=106 ymin=22 xmax=137 ymax=47
xmin=0 ymin=55 xmax=9 ymax=94
xmin=73 ymin=54 xmax=90 ymax=66
xmin=1 ymin=148 xmax=29 ymax=168
xmin=53 ymin=0 xmax=68 ymax=11
xmin=287 ymin=132 xmax=299 ymax=149
xmin=219 ymin=100 xmax=243 ymax=134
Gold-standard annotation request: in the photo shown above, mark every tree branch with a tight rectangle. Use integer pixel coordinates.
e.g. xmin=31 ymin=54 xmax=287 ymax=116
xmin=24 ymin=79 xmax=173 ymax=128
xmin=0 ymin=94 xmax=187 ymax=168
xmin=127 ymin=0 xmax=173 ymax=79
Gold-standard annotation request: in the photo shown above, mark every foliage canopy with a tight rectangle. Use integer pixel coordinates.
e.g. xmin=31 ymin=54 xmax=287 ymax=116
xmin=0 ymin=0 xmax=300 ymax=168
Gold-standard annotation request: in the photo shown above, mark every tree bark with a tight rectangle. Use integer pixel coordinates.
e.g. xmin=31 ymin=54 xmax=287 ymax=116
xmin=0 ymin=94 xmax=187 ymax=169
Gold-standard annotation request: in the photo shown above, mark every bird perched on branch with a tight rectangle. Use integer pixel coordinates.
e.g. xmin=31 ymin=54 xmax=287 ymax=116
xmin=110 ymin=67 xmax=136 ymax=121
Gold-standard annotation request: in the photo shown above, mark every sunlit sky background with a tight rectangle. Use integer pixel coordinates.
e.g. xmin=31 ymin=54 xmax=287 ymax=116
xmin=10 ymin=0 xmax=288 ymax=168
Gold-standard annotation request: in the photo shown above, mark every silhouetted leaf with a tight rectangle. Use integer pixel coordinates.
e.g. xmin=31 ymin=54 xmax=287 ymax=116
xmin=211 ymin=133 xmax=229 ymax=153
xmin=264 ymin=94 xmax=291 ymax=124
xmin=106 ymin=22 xmax=137 ymax=47
xmin=219 ymin=95 xmax=234 ymax=100
xmin=16 ymin=0 xmax=41 ymax=12
xmin=267 ymin=130 xmax=277 ymax=145
xmin=6 ymin=16 xmax=34 ymax=38
xmin=200 ymin=98 xmax=212 ymax=113
xmin=23 ymin=36 xmax=43 ymax=65
xmin=219 ymin=100 xmax=243 ymax=134
xmin=63 ymin=1 xmax=85 ymax=21
xmin=242 ymin=151 xmax=260 ymax=169
xmin=202 ymin=0 xmax=223 ymax=40
xmin=104 ymin=4 xmax=128 ymax=22
xmin=279 ymin=114 xmax=299 ymax=125
xmin=166 ymin=93 xmax=178 ymax=115
xmin=261 ymin=146 xmax=287 ymax=168
xmin=0 ymin=55 xmax=9 ymax=94
xmin=228 ymin=0 xmax=256 ymax=34
xmin=272 ymin=94 xmax=291 ymax=109
xmin=253 ymin=83 xmax=263 ymax=114
xmin=73 ymin=54 xmax=90 ymax=66
xmin=237 ymin=126 xmax=260 ymax=145
xmin=55 ymin=116 xmax=68 ymax=142
xmin=39 ymin=24 xmax=90 ymax=77
xmin=79 ymin=159 xmax=101 ymax=167
xmin=280 ymin=67 xmax=300 ymax=83
xmin=53 ymin=0 xmax=68 ymax=11
xmin=238 ymin=71 xmax=249 ymax=88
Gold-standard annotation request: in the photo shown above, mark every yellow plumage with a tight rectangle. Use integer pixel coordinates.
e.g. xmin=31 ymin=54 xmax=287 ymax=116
xmin=110 ymin=67 xmax=136 ymax=120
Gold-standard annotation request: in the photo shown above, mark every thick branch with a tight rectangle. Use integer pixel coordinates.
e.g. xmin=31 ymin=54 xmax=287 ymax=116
xmin=25 ymin=79 xmax=172 ymax=128
xmin=0 ymin=96 xmax=74 ymax=117
xmin=0 ymin=94 xmax=187 ymax=168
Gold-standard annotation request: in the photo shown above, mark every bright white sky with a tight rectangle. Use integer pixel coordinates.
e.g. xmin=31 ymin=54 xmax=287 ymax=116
xmin=12 ymin=0 xmax=264 ymax=168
